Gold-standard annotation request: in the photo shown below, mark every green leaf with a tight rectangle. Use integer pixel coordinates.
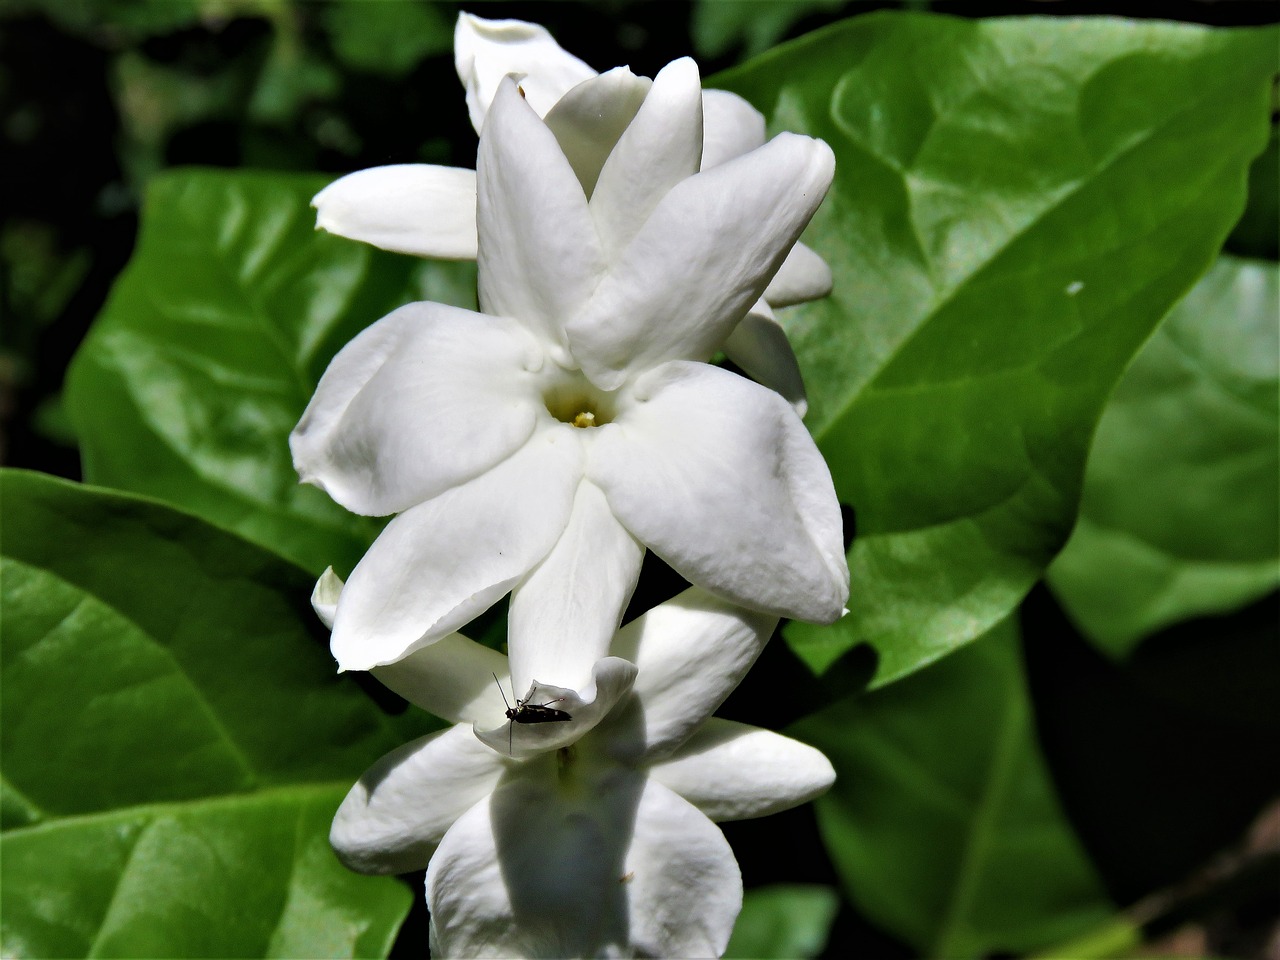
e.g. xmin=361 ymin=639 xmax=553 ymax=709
xmin=713 ymin=14 xmax=1278 ymax=685
xmin=795 ymin=618 xmax=1113 ymax=959
xmin=322 ymin=0 xmax=455 ymax=77
xmin=691 ymin=0 xmax=846 ymax=61
xmin=65 ymin=169 xmax=477 ymax=576
xmin=724 ymin=884 xmax=839 ymax=959
xmin=1047 ymin=255 xmax=1279 ymax=657
xmin=0 ymin=470 xmax=431 ymax=959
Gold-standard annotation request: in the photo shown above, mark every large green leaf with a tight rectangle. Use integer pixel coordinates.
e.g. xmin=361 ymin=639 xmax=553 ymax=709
xmin=0 ymin=470 xmax=429 ymax=959
xmin=65 ymin=170 xmax=477 ymax=576
xmin=1047 ymin=255 xmax=1279 ymax=657
xmin=714 ymin=14 xmax=1278 ymax=685
xmin=796 ymin=618 xmax=1112 ymax=959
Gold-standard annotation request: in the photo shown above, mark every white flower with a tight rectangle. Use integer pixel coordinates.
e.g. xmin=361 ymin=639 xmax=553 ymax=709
xmin=292 ymin=64 xmax=848 ymax=684
xmin=316 ymin=572 xmax=835 ymax=959
xmin=312 ymin=12 xmax=832 ymax=414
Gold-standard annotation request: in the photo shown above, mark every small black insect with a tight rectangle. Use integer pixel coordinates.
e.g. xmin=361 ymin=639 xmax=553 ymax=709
xmin=493 ymin=673 xmax=573 ymax=754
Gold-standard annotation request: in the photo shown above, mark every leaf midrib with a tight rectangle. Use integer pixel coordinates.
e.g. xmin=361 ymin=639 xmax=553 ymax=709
xmin=812 ymin=34 xmax=1261 ymax=447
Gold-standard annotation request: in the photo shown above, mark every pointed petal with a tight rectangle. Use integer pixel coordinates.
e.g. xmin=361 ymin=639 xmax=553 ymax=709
xmin=475 ymin=657 xmax=638 ymax=760
xmin=330 ymin=725 xmax=505 ymax=875
xmin=372 ymin=635 xmax=510 ymax=727
xmin=605 ymin=587 xmax=776 ymax=761
xmin=454 ymin=12 xmax=596 ymax=133
xmin=622 ymin=779 xmax=742 ymax=959
xmin=477 ymin=79 xmax=606 ymax=358
xmin=427 ymin=764 xmax=647 ymax=958
xmin=589 ymin=57 xmax=703 ymax=260
xmin=543 ymin=67 xmax=652 ymax=199
xmin=312 ymin=164 xmax=478 ymax=260
xmin=331 ymin=430 xmax=583 ymax=671
xmin=723 ymin=302 xmax=809 ymax=417
xmin=648 ymin=718 xmax=835 ymax=822
xmin=506 ymin=480 xmax=642 ymax=695
xmin=589 ymin=362 xmax=849 ymax=623
xmin=700 ymin=88 xmax=765 ymax=170
xmin=566 ymin=133 xmax=836 ymax=389
xmin=291 ymin=302 xmax=544 ymax=517
xmin=764 ymin=241 xmax=833 ymax=307
xmin=311 ymin=567 xmax=342 ymax=629
xmin=312 ymin=567 xmax=511 ymax=726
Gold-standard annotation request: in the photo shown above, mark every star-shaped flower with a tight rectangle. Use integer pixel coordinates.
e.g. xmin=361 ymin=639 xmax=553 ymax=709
xmin=315 ymin=573 xmax=835 ymax=958
xmin=292 ymin=63 xmax=848 ymax=684
xmin=311 ymin=12 xmax=831 ymax=413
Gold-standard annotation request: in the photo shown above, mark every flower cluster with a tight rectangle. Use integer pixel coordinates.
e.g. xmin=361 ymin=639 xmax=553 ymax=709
xmin=295 ymin=13 xmax=849 ymax=958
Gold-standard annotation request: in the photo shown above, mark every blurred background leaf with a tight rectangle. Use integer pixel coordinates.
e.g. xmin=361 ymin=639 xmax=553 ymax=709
xmin=64 ymin=170 xmax=476 ymax=576
xmin=724 ymin=883 xmax=840 ymax=959
xmin=1047 ymin=255 xmax=1279 ymax=657
xmin=713 ymin=14 xmax=1278 ymax=687
xmin=0 ymin=469 xmax=436 ymax=958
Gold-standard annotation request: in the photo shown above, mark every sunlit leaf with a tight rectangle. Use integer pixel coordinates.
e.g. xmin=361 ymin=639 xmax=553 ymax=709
xmin=1047 ymin=255 xmax=1279 ymax=657
xmin=65 ymin=170 xmax=477 ymax=576
xmin=714 ymin=14 xmax=1278 ymax=685
xmin=0 ymin=470 xmax=431 ymax=959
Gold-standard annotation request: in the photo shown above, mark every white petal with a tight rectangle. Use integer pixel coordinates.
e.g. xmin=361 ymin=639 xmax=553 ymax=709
xmin=605 ymin=587 xmax=776 ymax=760
xmin=764 ymin=241 xmax=833 ymax=307
xmin=454 ymin=12 xmax=596 ymax=133
xmin=566 ymin=134 xmax=836 ymax=389
xmin=477 ymin=79 xmax=606 ymax=358
xmin=543 ymin=67 xmax=652 ymax=199
xmin=700 ymin=88 xmax=766 ymax=170
xmin=590 ymin=57 xmax=704 ymax=261
xmin=311 ymin=567 xmax=343 ymax=629
xmin=330 ymin=724 xmax=505 ymax=875
xmin=372 ymin=634 xmax=510 ymax=727
xmin=507 ymin=480 xmax=642 ymax=696
xmin=475 ymin=657 xmax=638 ymax=760
xmin=316 ymin=568 xmax=511 ymax=725
xmin=589 ymin=362 xmax=849 ymax=623
xmin=648 ymin=718 xmax=835 ymax=821
xmin=621 ymin=778 xmax=742 ymax=959
xmin=723 ymin=302 xmax=809 ymax=417
xmin=311 ymin=164 xmax=478 ymax=260
xmin=427 ymin=763 xmax=648 ymax=958
xmin=291 ymin=302 xmax=544 ymax=517
xmin=330 ymin=430 xmax=583 ymax=671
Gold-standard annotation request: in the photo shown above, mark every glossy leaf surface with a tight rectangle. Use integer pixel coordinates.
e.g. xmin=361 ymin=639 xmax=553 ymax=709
xmin=714 ymin=14 xmax=1278 ymax=685
xmin=1048 ymin=255 xmax=1279 ymax=656
xmin=796 ymin=618 xmax=1113 ymax=959
xmin=0 ymin=470 xmax=426 ymax=959
xmin=65 ymin=170 xmax=477 ymax=576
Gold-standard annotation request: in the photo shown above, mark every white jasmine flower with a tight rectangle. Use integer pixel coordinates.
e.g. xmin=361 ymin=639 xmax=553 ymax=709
xmin=292 ymin=66 xmax=848 ymax=683
xmin=316 ymin=572 xmax=835 ymax=959
xmin=312 ymin=12 xmax=831 ymax=413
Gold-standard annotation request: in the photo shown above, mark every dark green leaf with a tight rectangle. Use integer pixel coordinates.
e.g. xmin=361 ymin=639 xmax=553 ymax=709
xmin=65 ymin=169 xmax=477 ymax=576
xmin=1047 ymin=255 xmax=1279 ymax=657
xmin=713 ymin=14 xmax=1278 ymax=685
xmin=322 ymin=0 xmax=454 ymax=77
xmin=795 ymin=618 xmax=1113 ymax=959
xmin=724 ymin=884 xmax=839 ymax=959
xmin=0 ymin=470 xmax=432 ymax=958
xmin=691 ymin=0 xmax=846 ymax=60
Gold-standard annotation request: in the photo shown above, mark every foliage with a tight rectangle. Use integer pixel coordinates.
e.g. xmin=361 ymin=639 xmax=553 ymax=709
xmin=0 ymin=470 xmax=434 ymax=958
xmin=713 ymin=13 xmax=1277 ymax=686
